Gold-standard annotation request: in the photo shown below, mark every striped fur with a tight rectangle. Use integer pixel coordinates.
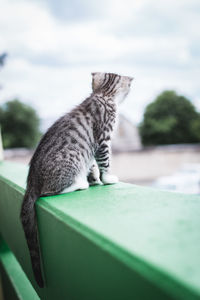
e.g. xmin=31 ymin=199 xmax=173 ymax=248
xmin=20 ymin=72 xmax=133 ymax=287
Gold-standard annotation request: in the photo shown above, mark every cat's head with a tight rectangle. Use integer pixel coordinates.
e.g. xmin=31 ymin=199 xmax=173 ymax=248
xmin=92 ymin=72 xmax=133 ymax=103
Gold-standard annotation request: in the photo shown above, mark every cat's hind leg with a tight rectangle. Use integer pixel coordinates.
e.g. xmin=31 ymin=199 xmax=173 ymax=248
xmin=60 ymin=172 xmax=89 ymax=194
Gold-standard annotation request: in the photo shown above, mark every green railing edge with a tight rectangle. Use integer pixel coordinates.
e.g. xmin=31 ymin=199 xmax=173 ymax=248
xmin=0 ymin=161 xmax=200 ymax=299
xmin=0 ymin=173 xmax=24 ymax=194
xmin=39 ymin=196 xmax=200 ymax=300
xmin=0 ymin=235 xmax=39 ymax=300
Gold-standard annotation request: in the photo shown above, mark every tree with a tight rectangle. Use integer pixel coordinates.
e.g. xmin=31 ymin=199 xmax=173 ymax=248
xmin=0 ymin=99 xmax=41 ymax=148
xmin=139 ymin=90 xmax=200 ymax=146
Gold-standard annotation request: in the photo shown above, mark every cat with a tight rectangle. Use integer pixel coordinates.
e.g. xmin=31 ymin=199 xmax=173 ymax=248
xmin=20 ymin=72 xmax=133 ymax=287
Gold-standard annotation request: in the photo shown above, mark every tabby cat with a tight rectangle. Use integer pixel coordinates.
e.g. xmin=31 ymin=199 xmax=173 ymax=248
xmin=20 ymin=72 xmax=133 ymax=287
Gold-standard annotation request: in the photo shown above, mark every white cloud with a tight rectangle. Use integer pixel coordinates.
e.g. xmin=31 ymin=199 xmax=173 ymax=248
xmin=0 ymin=0 xmax=200 ymax=130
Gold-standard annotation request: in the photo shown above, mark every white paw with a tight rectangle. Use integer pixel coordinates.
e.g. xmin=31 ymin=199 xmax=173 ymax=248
xmin=77 ymin=181 xmax=89 ymax=190
xmin=89 ymin=179 xmax=103 ymax=186
xmin=61 ymin=180 xmax=89 ymax=194
xmin=101 ymin=174 xmax=119 ymax=185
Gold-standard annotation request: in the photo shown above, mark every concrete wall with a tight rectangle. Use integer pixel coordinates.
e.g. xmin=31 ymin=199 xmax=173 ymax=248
xmin=111 ymin=144 xmax=200 ymax=184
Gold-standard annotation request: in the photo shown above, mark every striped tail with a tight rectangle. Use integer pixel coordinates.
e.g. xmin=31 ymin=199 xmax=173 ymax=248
xmin=20 ymin=188 xmax=44 ymax=288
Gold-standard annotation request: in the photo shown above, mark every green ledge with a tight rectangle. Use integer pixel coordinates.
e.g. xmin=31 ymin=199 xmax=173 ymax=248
xmin=0 ymin=236 xmax=39 ymax=300
xmin=0 ymin=161 xmax=200 ymax=299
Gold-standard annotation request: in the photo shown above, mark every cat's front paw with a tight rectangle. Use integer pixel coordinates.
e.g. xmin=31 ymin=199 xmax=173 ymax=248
xmin=87 ymin=172 xmax=102 ymax=186
xmin=89 ymin=178 xmax=103 ymax=186
xmin=101 ymin=173 xmax=119 ymax=185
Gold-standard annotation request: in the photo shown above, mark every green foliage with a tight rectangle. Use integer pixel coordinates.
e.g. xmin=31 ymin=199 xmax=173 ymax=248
xmin=139 ymin=90 xmax=200 ymax=146
xmin=0 ymin=99 xmax=41 ymax=148
xmin=191 ymin=118 xmax=200 ymax=141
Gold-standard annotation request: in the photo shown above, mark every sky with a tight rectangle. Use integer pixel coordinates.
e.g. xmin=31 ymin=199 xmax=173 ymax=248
xmin=0 ymin=0 xmax=200 ymax=130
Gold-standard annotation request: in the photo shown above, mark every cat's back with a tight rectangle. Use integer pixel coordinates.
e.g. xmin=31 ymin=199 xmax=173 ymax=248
xmin=29 ymin=97 xmax=95 ymax=167
xmin=30 ymin=114 xmax=71 ymax=166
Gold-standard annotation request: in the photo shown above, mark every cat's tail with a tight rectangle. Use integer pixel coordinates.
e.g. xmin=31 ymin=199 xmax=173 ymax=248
xmin=20 ymin=187 xmax=44 ymax=288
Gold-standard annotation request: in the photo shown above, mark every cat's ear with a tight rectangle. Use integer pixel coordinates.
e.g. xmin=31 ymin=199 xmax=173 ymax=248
xmin=126 ymin=76 xmax=134 ymax=83
xmin=128 ymin=76 xmax=134 ymax=82
xmin=91 ymin=72 xmax=105 ymax=91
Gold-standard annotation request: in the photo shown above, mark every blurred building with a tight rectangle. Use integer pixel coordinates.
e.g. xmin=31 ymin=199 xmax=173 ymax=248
xmin=112 ymin=114 xmax=142 ymax=153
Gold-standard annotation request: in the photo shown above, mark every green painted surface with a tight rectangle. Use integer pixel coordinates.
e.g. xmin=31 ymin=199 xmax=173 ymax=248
xmin=0 ymin=161 xmax=200 ymax=299
xmin=0 ymin=236 xmax=39 ymax=300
